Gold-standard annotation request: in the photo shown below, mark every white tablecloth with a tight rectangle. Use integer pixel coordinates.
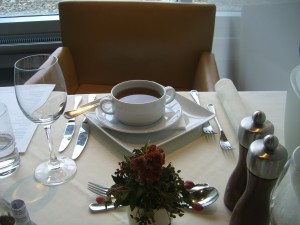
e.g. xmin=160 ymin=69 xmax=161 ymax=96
xmin=0 ymin=91 xmax=286 ymax=225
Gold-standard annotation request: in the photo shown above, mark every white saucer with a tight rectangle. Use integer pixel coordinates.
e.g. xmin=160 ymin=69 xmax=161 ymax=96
xmin=95 ymin=99 xmax=182 ymax=134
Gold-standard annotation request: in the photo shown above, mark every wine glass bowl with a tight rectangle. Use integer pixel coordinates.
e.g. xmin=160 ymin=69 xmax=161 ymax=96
xmin=14 ymin=54 xmax=77 ymax=186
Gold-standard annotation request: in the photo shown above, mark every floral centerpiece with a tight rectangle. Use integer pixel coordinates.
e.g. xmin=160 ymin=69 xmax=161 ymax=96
xmin=101 ymin=144 xmax=202 ymax=225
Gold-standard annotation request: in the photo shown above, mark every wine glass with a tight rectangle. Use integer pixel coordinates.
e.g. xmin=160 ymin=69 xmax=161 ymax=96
xmin=14 ymin=54 xmax=77 ymax=186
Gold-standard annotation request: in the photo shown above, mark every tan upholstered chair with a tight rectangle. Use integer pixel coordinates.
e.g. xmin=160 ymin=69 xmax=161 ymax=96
xmin=53 ymin=1 xmax=219 ymax=94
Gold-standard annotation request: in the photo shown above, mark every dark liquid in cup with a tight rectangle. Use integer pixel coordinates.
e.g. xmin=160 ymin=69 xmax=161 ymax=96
xmin=116 ymin=87 xmax=162 ymax=104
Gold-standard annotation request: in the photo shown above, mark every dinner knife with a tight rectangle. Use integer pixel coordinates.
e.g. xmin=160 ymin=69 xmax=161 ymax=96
xmin=72 ymin=94 xmax=97 ymax=160
xmin=59 ymin=95 xmax=82 ymax=152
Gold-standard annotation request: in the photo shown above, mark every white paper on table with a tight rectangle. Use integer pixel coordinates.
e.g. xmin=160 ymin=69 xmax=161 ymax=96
xmin=0 ymin=86 xmax=53 ymax=153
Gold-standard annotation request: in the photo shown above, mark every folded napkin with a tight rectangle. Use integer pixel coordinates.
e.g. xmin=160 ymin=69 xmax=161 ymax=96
xmin=215 ymin=78 xmax=249 ymax=135
xmin=168 ymin=114 xmax=186 ymax=130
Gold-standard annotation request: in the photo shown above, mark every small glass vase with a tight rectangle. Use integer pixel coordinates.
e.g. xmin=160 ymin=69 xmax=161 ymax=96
xmin=270 ymin=146 xmax=300 ymax=225
xmin=127 ymin=207 xmax=171 ymax=225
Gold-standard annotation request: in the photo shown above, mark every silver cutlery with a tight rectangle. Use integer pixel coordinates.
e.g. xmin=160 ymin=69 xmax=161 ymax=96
xmin=87 ymin=182 xmax=209 ymax=197
xmin=207 ymin=104 xmax=232 ymax=150
xmin=72 ymin=94 xmax=97 ymax=160
xmin=89 ymin=202 xmax=116 ymax=212
xmin=63 ymin=98 xmax=103 ymax=119
xmin=59 ymin=95 xmax=82 ymax=152
xmin=87 ymin=182 xmax=219 ymax=212
xmin=190 ymin=90 xmax=216 ymax=134
xmin=88 ymin=182 xmax=109 ymax=195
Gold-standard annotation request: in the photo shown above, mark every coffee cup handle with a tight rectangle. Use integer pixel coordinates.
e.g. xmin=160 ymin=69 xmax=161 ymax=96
xmin=165 ymin=86 xmax=176 ymax=104
xmin=99 ymin=96 xmax=115 ymax=115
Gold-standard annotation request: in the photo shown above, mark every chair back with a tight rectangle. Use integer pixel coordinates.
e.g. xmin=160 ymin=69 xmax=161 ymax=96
xmin=59 ymin=1 xmax=216 ymax=90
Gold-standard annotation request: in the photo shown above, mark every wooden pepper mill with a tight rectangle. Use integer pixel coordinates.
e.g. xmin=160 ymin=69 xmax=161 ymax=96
xmin=229 ymin=135 xmax=288 ymax=225
xmin=224 ymin=110 xmax=274 ymax=211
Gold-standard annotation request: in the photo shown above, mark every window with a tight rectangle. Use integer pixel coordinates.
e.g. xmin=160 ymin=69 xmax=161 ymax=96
xmin=0 ymin=0 xmax=246 ymax=18
xmin=0 ymin=0 xmax=58 ymax=18
xmin=0 ymin=0 xmax=245 ymax=57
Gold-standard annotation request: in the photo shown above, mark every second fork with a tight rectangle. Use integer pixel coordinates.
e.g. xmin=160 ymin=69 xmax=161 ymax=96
xmin=207 ymin=104 xmax=232 ymax=150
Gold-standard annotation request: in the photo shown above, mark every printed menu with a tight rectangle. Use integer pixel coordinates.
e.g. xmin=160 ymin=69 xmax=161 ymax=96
xmin=0 ymin=86 xmax=53 ymax=153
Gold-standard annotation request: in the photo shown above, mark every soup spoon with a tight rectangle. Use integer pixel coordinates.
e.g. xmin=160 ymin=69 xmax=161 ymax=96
xmin=88 ymin=186 xmax=219 ymax=212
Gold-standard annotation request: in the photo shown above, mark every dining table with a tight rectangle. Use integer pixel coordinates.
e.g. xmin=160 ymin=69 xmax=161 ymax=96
xmin=0 ymin=90 xmax=286 ymax=225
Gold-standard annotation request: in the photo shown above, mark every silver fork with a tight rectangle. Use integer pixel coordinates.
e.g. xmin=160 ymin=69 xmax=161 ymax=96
xmin=88 ymin=182 xmax=109 ymax=196
xmin=190 ymin=90 xmax=216 ymax=134
xmin=207 ymin=104 xmax=232 ymax=150
xmin=87 ymin=182 xmax=121 ymax=212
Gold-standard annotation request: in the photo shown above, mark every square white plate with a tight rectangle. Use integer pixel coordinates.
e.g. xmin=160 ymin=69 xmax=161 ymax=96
xmin=86 ymin=94 xmax=214 ymax=152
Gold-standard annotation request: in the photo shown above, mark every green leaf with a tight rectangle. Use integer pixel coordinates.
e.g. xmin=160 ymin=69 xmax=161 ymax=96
xmin=135 ymin=187 xmax=145 ymax=202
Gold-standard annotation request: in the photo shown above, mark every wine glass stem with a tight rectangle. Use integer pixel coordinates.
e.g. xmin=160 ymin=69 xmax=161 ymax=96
xmin=44 ymin=124 xmax=59 ymax=165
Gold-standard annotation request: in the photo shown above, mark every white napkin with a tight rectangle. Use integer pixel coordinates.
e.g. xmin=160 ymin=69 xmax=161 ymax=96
xmin=169 ymin=114 xmax=186 ymax=130
xmin=215 ymin=78 xmax=249 ymax=135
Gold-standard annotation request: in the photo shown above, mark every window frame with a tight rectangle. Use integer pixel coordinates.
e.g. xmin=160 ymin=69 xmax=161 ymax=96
xmin=0 ymin=15 xmax=61 ymax=69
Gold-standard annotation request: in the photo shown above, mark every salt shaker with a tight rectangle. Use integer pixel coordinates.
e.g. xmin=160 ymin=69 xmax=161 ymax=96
xmin=224 ymin=110 xmax=274 ymax=211
xmin=229 ymin=135 xmax=288 ymax=225
xmin=10 ymin=199 xmax=34 ymax=225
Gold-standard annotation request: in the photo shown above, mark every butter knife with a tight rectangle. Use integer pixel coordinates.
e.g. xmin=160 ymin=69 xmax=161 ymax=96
xmin=72 ymin=94 xmax=97 ymax=160
xmin=59 ymin=95 xmax=82 ymax=152
xmin=89 ymin=202 xmax=116 ymax=212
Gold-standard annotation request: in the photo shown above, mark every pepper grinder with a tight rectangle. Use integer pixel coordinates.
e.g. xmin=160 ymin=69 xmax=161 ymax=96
xmin=224 ymin=110 xmax=274 ymax=211
xmin=229 ymin=135 xmax=288 ymax=225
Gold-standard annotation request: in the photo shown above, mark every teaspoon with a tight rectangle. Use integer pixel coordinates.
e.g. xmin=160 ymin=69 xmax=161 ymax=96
xmin=188 ymin=186 xmax=219 ymax=208
xmin=89 ymin=186 xmax=219 ymax=212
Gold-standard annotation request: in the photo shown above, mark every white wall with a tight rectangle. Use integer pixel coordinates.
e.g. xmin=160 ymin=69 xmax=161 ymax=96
xmin=236 ymin=1 xmax=300 ymax=91
xmin=213 ymin=12 xmax=241 ymax=82
xmin=213 ymin=1 xmax=300 ymax=91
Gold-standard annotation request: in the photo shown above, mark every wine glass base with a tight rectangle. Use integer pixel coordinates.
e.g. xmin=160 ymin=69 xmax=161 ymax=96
xmin=34 ymin=156 xmax=77 ymax=186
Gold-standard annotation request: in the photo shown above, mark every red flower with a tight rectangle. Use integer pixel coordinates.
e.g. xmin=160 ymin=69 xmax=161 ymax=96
xmin=107 ymin=143 xmax=194 ymax=225
xmin=129 ymin=145 xmax=165 ymax=183
xmin=130 ymin=156 xmax=146 ymax=172
xmin=147 ymin=144 xmax=158 ymax=152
